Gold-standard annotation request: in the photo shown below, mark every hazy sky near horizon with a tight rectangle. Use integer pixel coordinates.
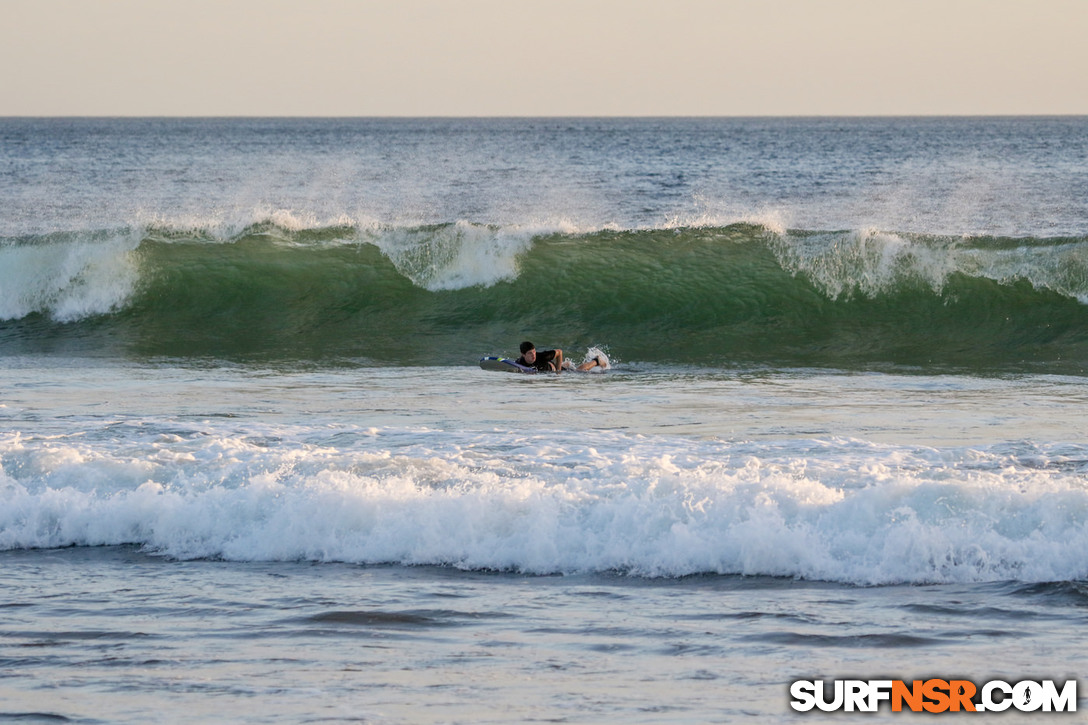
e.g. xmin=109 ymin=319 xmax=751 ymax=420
xmin=3 ymin=0 xmax=1086 ymax=116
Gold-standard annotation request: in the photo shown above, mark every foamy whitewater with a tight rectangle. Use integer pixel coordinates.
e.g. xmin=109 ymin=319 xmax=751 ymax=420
xmin=2 ymin=118 xmax=1087 ymax=723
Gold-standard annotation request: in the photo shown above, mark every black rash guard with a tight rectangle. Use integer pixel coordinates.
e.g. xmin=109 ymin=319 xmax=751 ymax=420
xmin=515 ymin=349 xmax=558 ymax=371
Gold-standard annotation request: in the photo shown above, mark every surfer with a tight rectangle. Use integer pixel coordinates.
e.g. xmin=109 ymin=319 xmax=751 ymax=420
xmin=516 ymin=341 xmax=605 ymax=373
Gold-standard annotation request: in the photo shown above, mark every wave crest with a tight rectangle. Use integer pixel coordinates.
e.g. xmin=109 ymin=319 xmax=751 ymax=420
xmin=0 ymin=229 xmax=142 ymax=322
xmin=772 ymin=228 xmax=1088 ymax=302
xmin=3 ymin=221 xmax=1088 ymax=371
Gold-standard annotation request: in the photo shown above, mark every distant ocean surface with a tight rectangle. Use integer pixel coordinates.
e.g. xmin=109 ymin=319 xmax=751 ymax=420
xmin=2 ymin=117 xmax=1087 ymax=722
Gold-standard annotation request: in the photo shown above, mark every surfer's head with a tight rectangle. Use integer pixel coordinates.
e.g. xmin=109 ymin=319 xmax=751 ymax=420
xmin=520 ymin=341 xmax=534 ymax=354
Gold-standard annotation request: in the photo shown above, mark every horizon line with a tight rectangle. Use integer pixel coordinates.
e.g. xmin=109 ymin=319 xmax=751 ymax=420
xmin=3 ymin=113 xmax=1087 ymax=120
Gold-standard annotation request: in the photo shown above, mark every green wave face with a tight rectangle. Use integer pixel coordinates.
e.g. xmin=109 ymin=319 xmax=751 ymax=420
xmin=3 ymin=222 xmax=1088 ymax=373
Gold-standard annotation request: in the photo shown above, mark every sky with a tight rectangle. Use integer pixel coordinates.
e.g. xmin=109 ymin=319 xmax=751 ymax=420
xmin=2 ymin=0 xmax=1086 ymax=116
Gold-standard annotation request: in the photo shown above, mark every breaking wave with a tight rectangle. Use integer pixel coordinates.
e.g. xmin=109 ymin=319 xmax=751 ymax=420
xmin=3 ymin=220 xmax=1088 ymax=372
xmin=3 ymin=424 xmax=1087 ymax=584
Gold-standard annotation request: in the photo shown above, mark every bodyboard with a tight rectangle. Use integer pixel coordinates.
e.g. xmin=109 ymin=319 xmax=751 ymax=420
xmin=479 ymin=356 xmax=535 ymax=373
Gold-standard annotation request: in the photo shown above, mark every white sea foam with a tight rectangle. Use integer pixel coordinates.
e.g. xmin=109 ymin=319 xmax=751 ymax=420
xmin=368 ymin=220 xmax=568 ymax=290
xmin=768 ymin=229 xmax=956 ymax=299
xmin=3 ymin=425 xmax=1086 ymax=585
xmin=0 ymin=230 xmax=142 ymax=322
xmin=770 ymin=228 xmax=1088 ymax=302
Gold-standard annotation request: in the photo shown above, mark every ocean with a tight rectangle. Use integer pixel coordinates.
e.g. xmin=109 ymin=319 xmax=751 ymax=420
xmin=2 ymin=117 xmax=1087 ymax=722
